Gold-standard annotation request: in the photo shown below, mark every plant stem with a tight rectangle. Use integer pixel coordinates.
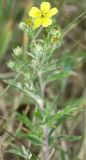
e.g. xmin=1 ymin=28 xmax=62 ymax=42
xmin=38 ymin=72 xmax=45 ymax=100
xmin=0 ymin=136 xmax=3 ymax=160
xmin=38 ymin=71 xmax=50 ymax=160
xmin=43 ymin=127 xmax=50 ymax=160
xmin=84 ymin=90 xmax=86 ymax=159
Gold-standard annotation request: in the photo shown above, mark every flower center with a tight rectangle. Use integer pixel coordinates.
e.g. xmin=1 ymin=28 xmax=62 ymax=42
xmin=41 ymin=12 xmax=45 ymax=18
xmin=41 ymin=14 xmax=44 ymax=17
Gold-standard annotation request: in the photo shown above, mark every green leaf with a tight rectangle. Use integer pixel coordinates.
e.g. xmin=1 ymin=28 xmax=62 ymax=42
xmin=34 ymin=108 xmax=43 ymax=120
xmin=9 ymin=145 xmax=27 ymax=158
xmin=47 ymin=70 xmax=71 ymax=82
xmin=49 ymin=106 xmax=79 ymax=137
xmin=60 ymin=150 xmax=65 ymax=160
xmin=54 ymin=106 xmax=78 ymax=124
xmin=66 ymin=98 xmax=86 ymax=108
xmin=27 ymin=134 xmax=42 ymax=146
xmin=30 ymin=156 xmax=37 ymax=160
xmin=0 ymin=26 xmax=12 ymax=59
xmin=17 ymin=113 xmax=33 ymax=130
xmin=9 ymin=144 xmax=35 ymax=159
xmin=0 ymin=1 xmax=3 ymax=22
xmin=49 ymin=135 xmax=82 ymax=145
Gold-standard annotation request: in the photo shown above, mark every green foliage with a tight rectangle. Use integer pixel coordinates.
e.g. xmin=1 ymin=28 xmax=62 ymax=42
xmin=2 ymin=1 xmax=85 ymax=160
xmin=9 ymin=144 xmax=38 ymax=160
xmin=49 ymin=135 xmax=82 ymax=145
xmin=47 ymin=70 xmax=72 ymax=82
xmin=6 ymin=17 xmax=83 ymax=159
xmin=17 ymin=113 xmax=34 ymax=130
xmin=27 ymin=134 xmax=42 ymax=146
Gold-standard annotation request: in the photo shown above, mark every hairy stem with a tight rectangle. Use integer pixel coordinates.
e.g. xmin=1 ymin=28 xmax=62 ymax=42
xmin=38 ymin=71 xmax=50 ymax=160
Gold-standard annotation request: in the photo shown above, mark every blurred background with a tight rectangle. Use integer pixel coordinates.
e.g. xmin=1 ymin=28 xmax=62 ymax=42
xmin=0 ymin=0 xmax=86 ymax=160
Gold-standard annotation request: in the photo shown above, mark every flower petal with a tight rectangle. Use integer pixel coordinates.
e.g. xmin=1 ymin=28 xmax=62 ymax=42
xmin=33 ymin=18 xmax=42 ymax=29
xmin=47 ymin=8 xmax=58 ymax=17
xmin=29 ymin=7 xmax=41 ymax=18
xmin=40 ymin=2 xmax=51 ymax=13
xmin=42 ymin=18 xmax=52 ymax=27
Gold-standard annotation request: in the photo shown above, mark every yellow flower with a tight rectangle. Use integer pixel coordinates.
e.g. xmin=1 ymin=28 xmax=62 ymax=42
xmin=28 ymin=2 xmax=58 ymax=29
